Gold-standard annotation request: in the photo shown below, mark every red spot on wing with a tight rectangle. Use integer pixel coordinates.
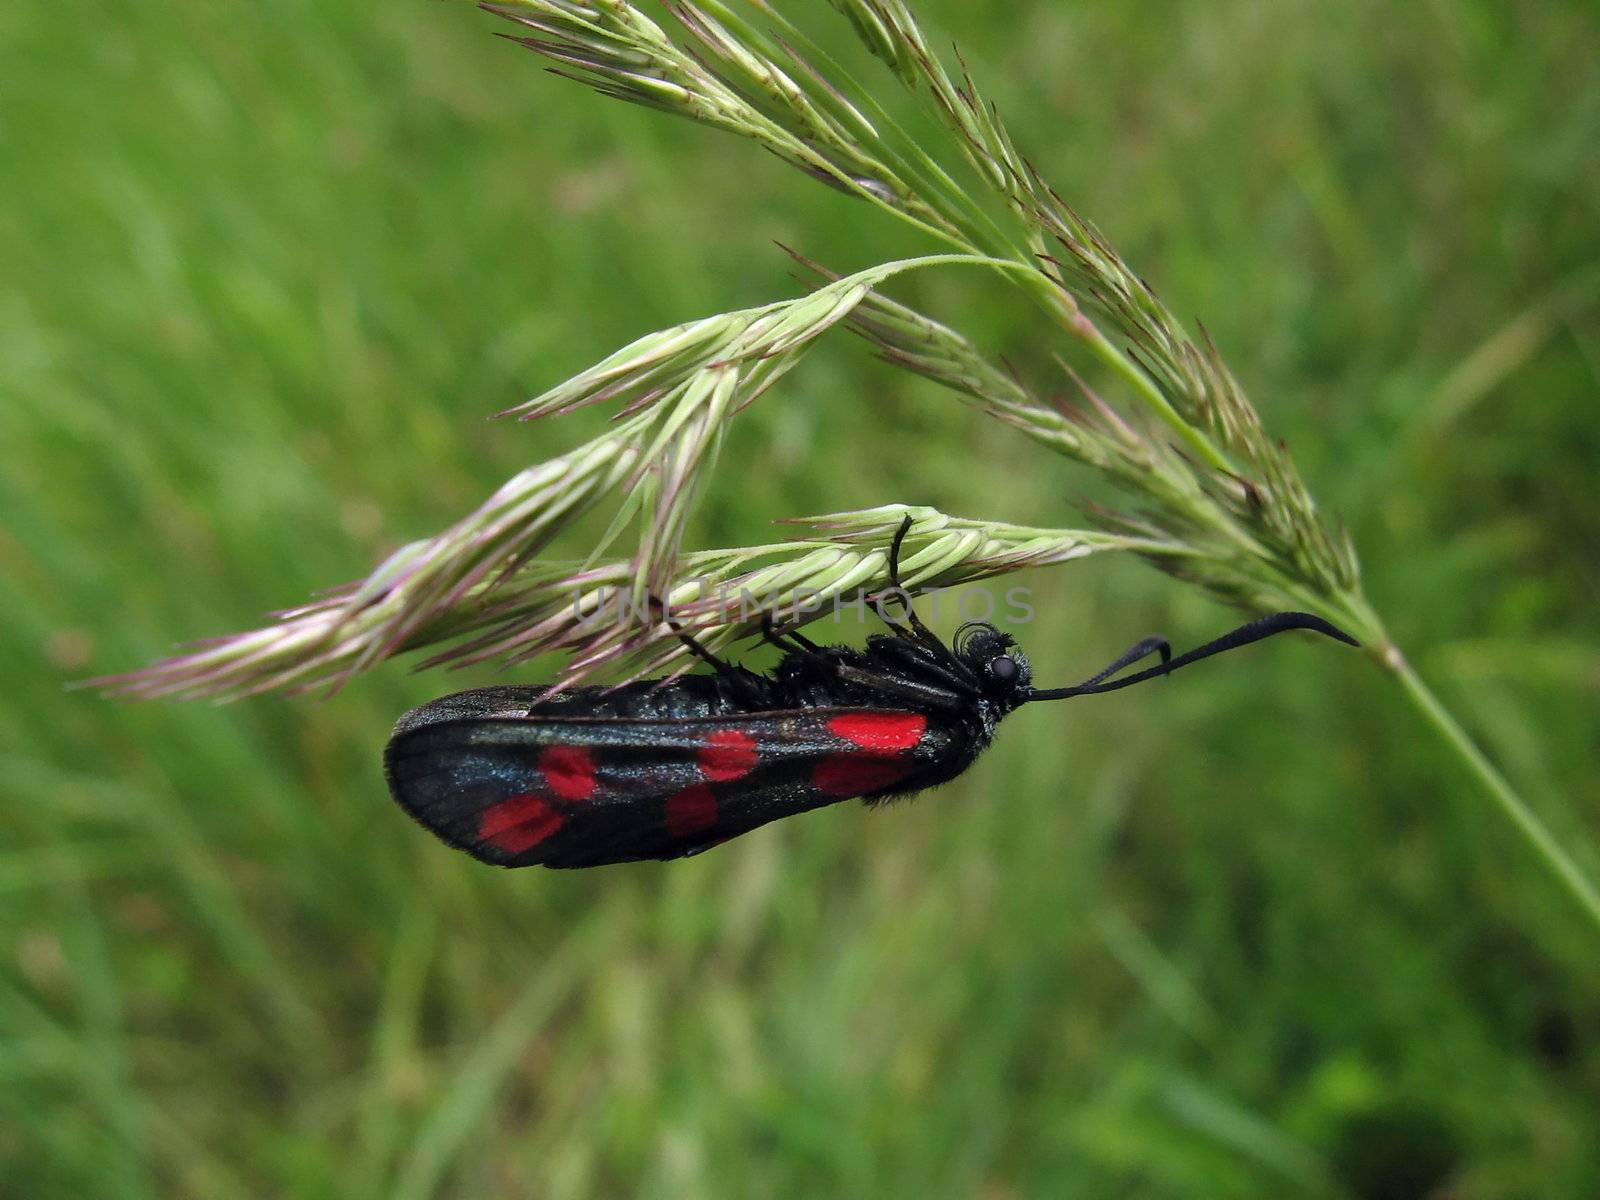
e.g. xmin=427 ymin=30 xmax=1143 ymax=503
xmin=699 ymin=729 xmax=758 ymax=782
xmin=540 ymin=745 xmax=596 ymax=801
xmin=827 ymin=712 xmax=927 ymax=752
xmin=813 ymin=755 xmax=915 ymax=797
xmin=666 ymin=784 xmax=719 ymax=837
xmin=479 ymin=794 xmax=563 ymax=855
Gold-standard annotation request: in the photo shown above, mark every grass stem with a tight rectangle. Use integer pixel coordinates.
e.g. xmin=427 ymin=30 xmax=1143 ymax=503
xmin=1385 ymin=641 xmax=1600 ymax=933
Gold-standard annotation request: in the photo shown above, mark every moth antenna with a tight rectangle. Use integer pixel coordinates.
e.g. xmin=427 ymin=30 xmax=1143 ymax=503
xmin=1023 ymin=612 xmax=1358 ymax=701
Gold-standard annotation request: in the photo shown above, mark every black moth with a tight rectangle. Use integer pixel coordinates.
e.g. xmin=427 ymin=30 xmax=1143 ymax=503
xmin=385 ymin=518 xmax=1358 ymax=869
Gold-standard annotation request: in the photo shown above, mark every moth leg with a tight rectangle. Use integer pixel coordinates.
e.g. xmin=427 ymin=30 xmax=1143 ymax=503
xmin=760 ymin=612 xmax=825 ymax=656
xmin=760 ymin=612 xmax=837 ymax=673
xmin=887 ymin=514 xmax=915 ymax=590
xmin=873 ymin=514 xmax=944 ymax=651
xmin=647 ymin=596 xmax=767 ymax=705
xmin=869 ymin=634 xmax=980 ymax=697
xmin=832 ymin=664 xmax=972 ymax=712
xmin=1071 ymin=635 xmax=1172 ymax=691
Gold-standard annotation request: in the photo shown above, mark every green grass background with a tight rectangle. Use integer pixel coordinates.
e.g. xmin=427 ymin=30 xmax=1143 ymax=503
xmin=3 ymin=1 xmax=1598 ymax=1196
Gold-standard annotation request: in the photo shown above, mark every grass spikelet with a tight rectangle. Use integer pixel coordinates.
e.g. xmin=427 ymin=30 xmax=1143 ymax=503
xmin=101 ymin=0 xmax=1600 ymax=933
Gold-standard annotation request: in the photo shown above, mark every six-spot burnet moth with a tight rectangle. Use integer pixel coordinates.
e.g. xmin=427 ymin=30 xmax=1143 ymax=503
xmin=384 ymin=518 xmax=1359 ymax=869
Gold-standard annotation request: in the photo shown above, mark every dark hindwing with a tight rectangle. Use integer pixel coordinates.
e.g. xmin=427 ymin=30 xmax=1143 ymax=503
xmin=384 ymin=697 xmax=971 ymax=869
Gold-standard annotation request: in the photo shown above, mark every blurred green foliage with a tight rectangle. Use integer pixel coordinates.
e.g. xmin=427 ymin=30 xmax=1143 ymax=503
xmin=2 ymin=1 xmax=1598 ymax=1196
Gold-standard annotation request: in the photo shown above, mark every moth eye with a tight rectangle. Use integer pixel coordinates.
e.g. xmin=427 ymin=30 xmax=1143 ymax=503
xmin=989 ymin=655 xmax=1018 ymax=682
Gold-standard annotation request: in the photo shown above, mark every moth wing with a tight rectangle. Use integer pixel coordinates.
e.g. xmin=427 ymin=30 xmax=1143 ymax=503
xmin=384 ymin=705 xmax=966 ymax=869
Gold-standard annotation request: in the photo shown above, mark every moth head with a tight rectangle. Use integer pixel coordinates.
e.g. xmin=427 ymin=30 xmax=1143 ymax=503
xmin=954 ymin=622 xmax=1033 ymax=698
